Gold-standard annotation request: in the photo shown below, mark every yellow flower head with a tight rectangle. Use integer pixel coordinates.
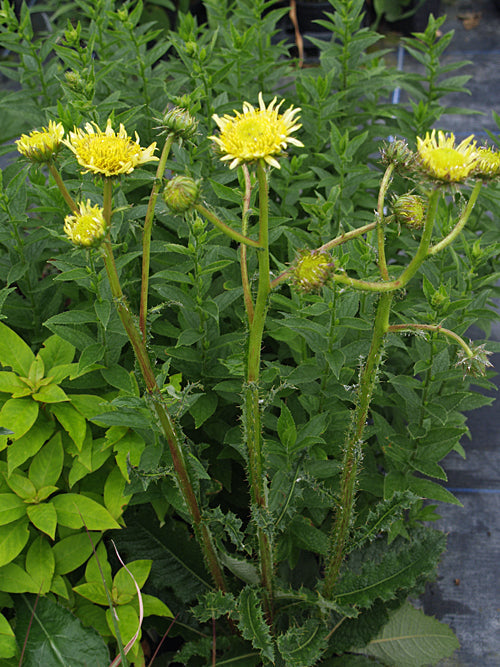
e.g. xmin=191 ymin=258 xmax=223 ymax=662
xmin=16 ymin=120 xmax=65 ymax=163
xmin=417 ymin=130 xmax=478 ymax=182
xmin=210 ymin=92 xmax=303 ymax=169
xmin=64 ymin=118 xmax=158 ymax=177
xmin=292 ymin=250 xmax=333 ymax=293
xmin=474 ymin=146 xmax=500 ymax=179
xmin=64 ymin=200 xmax=107 ymax=247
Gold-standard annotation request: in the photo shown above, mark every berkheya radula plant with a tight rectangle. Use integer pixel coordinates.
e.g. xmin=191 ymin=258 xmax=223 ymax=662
xmin=8 ymin=86 xmax=499 ymax=665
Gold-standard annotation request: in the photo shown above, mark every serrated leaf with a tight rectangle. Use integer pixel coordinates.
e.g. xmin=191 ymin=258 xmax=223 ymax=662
xmin=15 ymin=595 xmax=110 ymax=666
xmin=277 ymin=618 xmax=327 ymax=667
xmin=237 ymin=587 xmax=274 ymax=663
xmin=335 ymin=527 xmax=446 ymax=609
xmin=277 ymin=401 xmax=297 ymax=452
xmin=192 ymin=590 xmax=237 ymax=623
xmin=360 ymin=602 xmax=459 ymax=666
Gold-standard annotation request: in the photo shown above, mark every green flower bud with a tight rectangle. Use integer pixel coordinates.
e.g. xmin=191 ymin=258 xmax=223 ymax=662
xmin=159 ymin=107 xmax=198 ymax=142
xmin=163 ymin=175 xmax=201 ymax=214
xmin=392 ymin=194 xmax=427 ymax=229
xmin=292 ymin=250 xmax=333 ymax=293
xmin=380 ymin=139 xmax=416 ymax=171
xmin=455 ymin=342 xmax=493 ymax=379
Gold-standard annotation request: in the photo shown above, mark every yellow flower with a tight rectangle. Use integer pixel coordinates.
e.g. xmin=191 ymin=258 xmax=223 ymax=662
xmin=474 ymin=146 xmax=500 ymax=179
xmin=417 ymin=130 xmax=478 ymax=182
xmin=64 ymin=200 xmax=107 ymax=247
xmin=64 ymin=118 xmax=158 ymax=177
xmin=210 ymin=92 xmax=303 ymax=169
xmin=292 ymin=250 xmax=333 ymax=293
xmin=16 ymin=120 xmax=65 ymax=163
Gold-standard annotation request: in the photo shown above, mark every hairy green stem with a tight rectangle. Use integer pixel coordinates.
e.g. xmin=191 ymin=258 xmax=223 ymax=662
xmin=428 ymin=180 xmax=482 ymax=255
xmin=48 ymin=163 xmax=78 ymax=213
xmin=195 ymin=202 xmax=261 ymax=248
xmin=139 ymin=134 xmax=174 ymax=341
xmin=101 ymin=179 xmax=227 ymax=593
xmin=323 ymin=291 xmax=393 ymax=597
xmin=323 ymin=188 xmax=444 ymax=597
xmin=388 ymin=323 xmax=474 ymax=357
xmin=245 ymin=160 xmax=274 ymax=614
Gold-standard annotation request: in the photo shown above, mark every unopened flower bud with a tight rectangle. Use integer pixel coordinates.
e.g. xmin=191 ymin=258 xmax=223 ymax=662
xmin=392 ymin=194 xmax=427 ymax=229
xmin=380 ymin=139 xmax=415 ymax=171
xmin=430 ymin=284 xmax=448 ymax=311
xmin=159 ymin=107 xmax=198 ymax=142
xmin=163 ymin=175 xmax=200 ymax=214
xmin=455 ymin=342 xmax=493 ymax=379
xmin=64 ymin=200 xmax=107 ymax=248
xmin=292 ymin=250 xmax=333 ymax=293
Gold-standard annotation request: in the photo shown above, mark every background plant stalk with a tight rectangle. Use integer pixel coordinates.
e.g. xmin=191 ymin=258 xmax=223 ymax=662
xmin=100 ymin=178 xmax=227 ymax=593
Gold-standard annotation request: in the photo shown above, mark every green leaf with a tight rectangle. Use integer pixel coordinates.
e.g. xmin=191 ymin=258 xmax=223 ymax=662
xmin=15 ymin=595 xmax=110 ymax=666
xmin=277 ymin=401 xmax=297 ymax=452
xmin=141 ymin=593 xmax=173 ymax=618
xmin=0 ymin=612 xmax=16 ymax=659
xmin=32 ymin=383 xmax=69 ymax=403
xmin=0 ymin=493 xmax=26 ymax=525
xmin=237 ymin=587 xmax=274 ymax=663
xmin=0 ymin=397 xmax=39 ymax=440
xmin=290 ymin=515 xmax=329 ymax=556
xmin=53 ymin=532 xmax=101 ymax=575
xmin=360 ymin=602 xmax=459 ymax=666
xmin=52 ymin=493 xmax=121 ymax=530
xmin=277 ymin=618 xmax=327 ymax=667
xmin=26 ymin=502 xmax=58 ymax=540
xmin=100 ymin=365 xmax=136 ymax=395
xmin=29 ymin=432 xmax=64 ymax=489
xmin=113 ymin=560 xmax=152 ymax=604
xmin=0 ymin=518 xmax=30 ymax=567
xmin=4 ymin=471 xmax=37 ymax=501
xmin=0 ymin=322 xmax=35 ymax=376
xmin=189 ymin=392 xmax=218 ymax=428
xmin=0 ymin=371 xmax=30 ymax=396
xmin=104 ymin=467 xmax=131 ymax=520
xmin=77 ymin=343 xmax=106 ymax=376
xmin=7 ymin=417 xmax=55 ymax=476
xmin=25 ymin=536 xmax=55 ymax=595
xmin=105 ymin=604 xmax=141 ymax=653
xmin=38 ymin=334 xmax=75 ymax=371
xmin=0 ymin=563 xmax=38 ymax=593
xmin=50 ymin=403 xmax=87 ymax=450
xmin=72 ymin=581 xmax=109 ymax=606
